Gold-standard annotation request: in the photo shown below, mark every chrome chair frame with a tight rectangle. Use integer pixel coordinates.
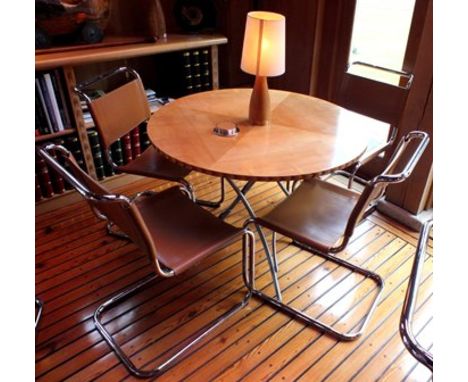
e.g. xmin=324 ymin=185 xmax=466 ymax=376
xmin=35 ymin=298 xmax=43 ymax=330
xmin=94 ymin=229 xmax=254 ymax=378
xmin=74 ymin=66 xmax=225 ymax=210
xmin=400 ymin=220 xmax=433 ymax=371
xmin=248 ymin=131 xmax=429 ymax=341
xmin=37 ymin=143 xmax=255 ymax=379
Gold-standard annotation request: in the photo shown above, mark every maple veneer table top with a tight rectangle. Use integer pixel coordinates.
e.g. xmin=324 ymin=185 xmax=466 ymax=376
xmin=148 ymin=89 xmax=388 ymax=181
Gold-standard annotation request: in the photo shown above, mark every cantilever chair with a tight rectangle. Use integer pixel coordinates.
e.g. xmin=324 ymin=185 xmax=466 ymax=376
xmin=74 ymin=67 xmax=225 ymax=211
xmin=400 ymin=220 xmax=433 ymax=371
xmin=247 ymin=131 xmax=429 ymax=341
xmin=37 ymin=143 xmax=255 ymax=379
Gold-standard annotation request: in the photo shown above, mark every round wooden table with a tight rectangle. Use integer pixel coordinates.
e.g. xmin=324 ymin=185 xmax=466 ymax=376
xmin=148 ymin=89 xmax=387 ymax=300
xmin=148 ymin=88 xmax=387 ymax=181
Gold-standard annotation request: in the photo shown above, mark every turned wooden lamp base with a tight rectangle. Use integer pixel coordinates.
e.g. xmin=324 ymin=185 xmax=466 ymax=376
xmin=249 ymin=76 xmax=271 ymax=126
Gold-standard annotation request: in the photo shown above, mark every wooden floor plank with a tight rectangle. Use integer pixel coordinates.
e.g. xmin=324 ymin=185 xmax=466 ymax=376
xmin=35 ymin=174 xmax=433 ymax=381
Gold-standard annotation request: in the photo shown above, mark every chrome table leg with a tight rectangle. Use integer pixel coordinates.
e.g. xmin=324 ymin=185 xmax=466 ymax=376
xmin=225 ymin=178 xmax=282 ymax=301
xmin=219 ymin=180 xmax=256 ymax=220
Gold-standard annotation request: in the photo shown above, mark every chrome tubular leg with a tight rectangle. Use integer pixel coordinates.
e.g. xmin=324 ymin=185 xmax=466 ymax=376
xmin=94 ymin=267 xmax=251 ymax=379
xmin=90 ymin=205 xmax=130 ymax=240
xmin=276 ymin=181 xmax=291 ymax=197
xmin=225 ymin=178 xmax=282 ymax=301
xmin=196 ymin=177 xmax=226 ymax=208
xmin=272 ymin=231 xmax=278 ymax=273
xmin=252 ymin=239 xmax=384 ymax=341
xmin=242 ymin=229 xmax=256 ymax=292
xmin=179 ymin=179 xmax=195 ymax=201
xmin=106 ymin=221 xmax=130 ymax=240
xmin=219 ymin=180 xmax=256 ymax=220
xmin=35 ymin=298 xmax=43 ymax=330
xmin=400 ymin=220 xmax=433 ymax=371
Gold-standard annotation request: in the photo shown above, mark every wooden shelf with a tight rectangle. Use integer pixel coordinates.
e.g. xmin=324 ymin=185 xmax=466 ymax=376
xmin=35 ymin=34 xmax=228 ymax=70
xmin=35 ymin=129 xmax=76 ymax=143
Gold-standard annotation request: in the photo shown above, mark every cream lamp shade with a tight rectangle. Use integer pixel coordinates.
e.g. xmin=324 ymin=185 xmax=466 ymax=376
xmin=241 ymin=11 xmax=285 ymax=77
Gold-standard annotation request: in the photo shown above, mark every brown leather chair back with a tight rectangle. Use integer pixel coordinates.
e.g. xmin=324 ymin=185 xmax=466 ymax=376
xmin=37 ymin=144 xmax=159 ymax=268
xmin=88 ymin=78 xmax=150 ymax=151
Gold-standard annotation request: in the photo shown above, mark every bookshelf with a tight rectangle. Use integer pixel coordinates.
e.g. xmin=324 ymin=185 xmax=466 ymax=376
xmin=35 ymin=34 xmax=228 ymax=213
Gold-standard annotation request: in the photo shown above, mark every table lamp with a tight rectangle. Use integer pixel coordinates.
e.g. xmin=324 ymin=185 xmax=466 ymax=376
xmin=241 ymin=11 xmax=285 ymax=126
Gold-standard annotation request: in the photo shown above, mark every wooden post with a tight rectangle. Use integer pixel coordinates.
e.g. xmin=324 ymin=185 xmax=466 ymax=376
xmin=62 ymin=66 xmax=97 ymax=179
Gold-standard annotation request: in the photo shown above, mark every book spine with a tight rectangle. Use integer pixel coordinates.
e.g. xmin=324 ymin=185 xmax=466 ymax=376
xmin=36 ymin=155 xmax=54 ymax=198
xmin=191 ymin=50 xmax=202 ymax=93
xmin=111 ymin=139 xmax=124 ymax=167
xmin=130 ymin=128 xmax=141 ymax=158
xmin=65 ymin=135 xmax=86 ymax=170
xmin=44 ymin=72 xmax=65 ymax=131
xmin=52 ymin=69 xmax=72 ymax=130
xmin=39 ymin=74 xmax=59 ymax=133
xmin=49 ymin=151 xmax=66 ymax=194
xmin=121 ymin=134 xmax=133 ymax=164
xmin=139 ymin=123 xmax=151 ymax=151
xmin=35 ymin=78 xmax=53 ymax=134
xmin=88 ymin=130 xmax=105 ymax=180
xmin=35 ymin=172 xmax=43 ymax=202
xmin=182 ymin=51 xmax=194 ymax=94
xmin=54 ymin=138 xmax=74 ymax=190
xmin=201 ymin=49 xmax=212 ymax=90
xmin=100 ymin=138 xmax=115 ymax=177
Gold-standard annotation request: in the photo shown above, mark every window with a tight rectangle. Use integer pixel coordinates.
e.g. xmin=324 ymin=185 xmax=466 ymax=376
xmin=348 ymin=0 xmax=416 ymax=85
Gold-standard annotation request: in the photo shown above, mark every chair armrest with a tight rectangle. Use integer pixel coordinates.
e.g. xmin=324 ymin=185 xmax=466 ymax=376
xmin=374 ymin=131 xmax=429 ymax=184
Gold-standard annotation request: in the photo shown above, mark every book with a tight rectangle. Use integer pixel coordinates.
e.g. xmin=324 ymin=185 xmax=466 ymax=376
xmin=130 ymin=128 xmax=141 ymax=158
xmin=65 ymin=135 xmax=86 ymax=170
xmin=54 ymin=138 xmax=73 ymax=190
xmin=55 ymin=140 xmax=72 ymax=190
xmin=51 ymin=69 xmax=73 ymax=130
xmin=35 ymin=78 xmax=53 ymax=134
xmin=88 ymin=130 xmax=105 ymax=180
xmin=35 ymin=172 xmax=43 ymax=202
xmin=44 ymin=72 xmax=65 ymax=131
xmin=121 ymin=134 xmax=133 ymax=164
xmin=182 ymin=51 xmax=194 ymax=94
xmin=201 ymin=49 xmax=212 ymax=90
xmin=38 ymin=74 xmax=59 ymax=132
xmin=36 ymin=154 xmax=54 ymax=198
xmin=48 ymin=150 xmax=66 ymax=195
xmin=111 ymin=139 xmax=124 ymax=167
xmin=191 ymin=50 xmax=202 ymax=92
xmin=139 ymin=123 xmax=151 ymax=151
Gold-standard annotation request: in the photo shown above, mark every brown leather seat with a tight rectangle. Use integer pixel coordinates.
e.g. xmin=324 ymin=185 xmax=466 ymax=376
xmin=119 ymin=145 xmax=190 ymax=181
xmin=134 ymin=186 xmax=241 ymax=274
xmin=257 ymin=178 xmax=360 ymax=252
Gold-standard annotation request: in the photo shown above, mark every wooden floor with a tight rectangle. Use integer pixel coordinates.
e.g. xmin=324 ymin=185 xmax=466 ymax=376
xmin=35 ymin=173 xmax=433 ymax=381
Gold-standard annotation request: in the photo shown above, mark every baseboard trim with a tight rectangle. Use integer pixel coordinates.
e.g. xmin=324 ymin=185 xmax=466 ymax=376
xmin=377 ymin=200 xmax=433 ymax=232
